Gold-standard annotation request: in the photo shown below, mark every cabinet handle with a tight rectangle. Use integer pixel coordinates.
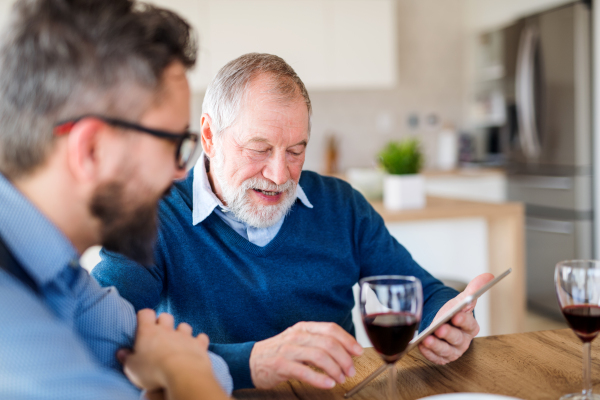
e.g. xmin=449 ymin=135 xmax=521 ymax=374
xmin=511 ymin=175 xmax=572 ymax=190
xmin=515 ymin=24 xmax=542 ymax=160
xmin=526 ymin=217 xmax=573 ymax=235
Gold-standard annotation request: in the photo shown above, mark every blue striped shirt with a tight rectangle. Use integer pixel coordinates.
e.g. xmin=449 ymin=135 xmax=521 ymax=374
xmin=0 ymin=172 xmax=233 ymax=399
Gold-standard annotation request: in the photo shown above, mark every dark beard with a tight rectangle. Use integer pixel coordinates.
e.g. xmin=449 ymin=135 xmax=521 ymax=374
xmin=90 ymin=181 xmax=162 ymax=265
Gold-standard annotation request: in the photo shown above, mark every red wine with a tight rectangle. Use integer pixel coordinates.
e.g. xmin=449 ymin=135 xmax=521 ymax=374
xmin=363 ymin=312 xmax=419 ymax=363
xmin=562 ymin=305 xmax=600 ymax=343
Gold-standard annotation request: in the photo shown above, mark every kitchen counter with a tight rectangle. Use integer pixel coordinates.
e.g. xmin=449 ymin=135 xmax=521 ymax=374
xmin=421 ymin=167 xmax=506 ymax=178
xmin=333 ymin=170 xmax=524 ymax=336
xmin=371 ymin=195 xmax=519 ymax=222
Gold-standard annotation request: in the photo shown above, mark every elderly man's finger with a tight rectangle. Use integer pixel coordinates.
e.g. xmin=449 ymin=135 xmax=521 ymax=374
xmin=421 ymin=334 xmax=460 ymax=360
xmin=285 ymin=344 xmax=347 ymax=384
xmin=157 ymin=313 xmax=175 ymax=329
xmin=463 ymin=273 xmax=495 ymax=297
xmin=295 ymin=322 xmax=363 ymax=356
xmin=451 ymin=312 xmax=479 ymax=337
xmin=279 ymin=359 xmax=337 ymax=389
xmin=418 ymin=343 xmax=450 ymax=365
xmin=434 ymin=324 xmax=465 ymax=347
xmin=286 ymin=327 xmax=357 ymax=378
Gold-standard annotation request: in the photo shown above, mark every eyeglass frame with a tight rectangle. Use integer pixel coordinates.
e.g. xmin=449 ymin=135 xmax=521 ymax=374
xmin=53 ymin=114 xmax=201 ymax=170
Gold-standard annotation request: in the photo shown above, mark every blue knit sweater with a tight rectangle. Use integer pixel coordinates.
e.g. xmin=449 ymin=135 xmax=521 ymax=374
xmin=91 ymin=170 xmax=458 ymax=390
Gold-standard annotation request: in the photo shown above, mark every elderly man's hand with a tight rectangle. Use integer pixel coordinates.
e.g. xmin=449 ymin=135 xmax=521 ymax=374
xmin=418 ymin=273 xmax=495 ymax=364
xmin=250 ymin=321 xmax=364 ymax=389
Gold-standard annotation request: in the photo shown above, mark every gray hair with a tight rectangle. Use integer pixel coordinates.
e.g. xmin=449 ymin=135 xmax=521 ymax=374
xmin=0 ymin=0 xmax=197 ymax=179
xmin=202 ymin=53 xmax=312 ymax=137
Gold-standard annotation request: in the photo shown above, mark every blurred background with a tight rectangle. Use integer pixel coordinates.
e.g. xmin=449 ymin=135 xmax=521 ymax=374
xmin=3 ymin=0 xmax=599 ymax=340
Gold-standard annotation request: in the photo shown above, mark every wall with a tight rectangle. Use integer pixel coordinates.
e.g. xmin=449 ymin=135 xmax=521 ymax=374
xmin=287 ymin=0 xmax=467 ymax=172
xmin=192 ymin=0 xmax=468 ymax=173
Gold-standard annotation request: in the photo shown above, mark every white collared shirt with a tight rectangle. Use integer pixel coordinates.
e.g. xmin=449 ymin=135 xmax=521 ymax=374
xmin=192 ymin=153 xmax=313 ymax=247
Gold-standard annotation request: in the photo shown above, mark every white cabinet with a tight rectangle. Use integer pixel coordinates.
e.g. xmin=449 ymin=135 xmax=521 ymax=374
xmin=147 ymin=0 xmax=397 ymax=91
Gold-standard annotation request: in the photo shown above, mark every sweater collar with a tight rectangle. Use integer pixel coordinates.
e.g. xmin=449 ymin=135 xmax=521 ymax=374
xmin=192 ymin=153 xmax=312 ymax=226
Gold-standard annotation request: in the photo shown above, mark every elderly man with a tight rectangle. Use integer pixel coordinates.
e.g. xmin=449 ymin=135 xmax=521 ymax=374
xmin=93 ymin=53 xmax=493 ymax=391
xmin=0 ymin=0 xmax=232 ymax=399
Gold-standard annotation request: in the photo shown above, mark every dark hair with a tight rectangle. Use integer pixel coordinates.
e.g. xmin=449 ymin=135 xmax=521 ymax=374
xmin=0 ymin=0 xmax=197 ymax=178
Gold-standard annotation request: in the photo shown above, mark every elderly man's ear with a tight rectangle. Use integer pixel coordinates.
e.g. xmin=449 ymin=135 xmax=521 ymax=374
xmin=200 ymin=113 xmax=217 ymax=158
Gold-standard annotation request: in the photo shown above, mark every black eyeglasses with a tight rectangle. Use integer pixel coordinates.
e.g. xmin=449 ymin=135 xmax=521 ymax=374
xmin=54 ymin=114 xmax=201 ymax=170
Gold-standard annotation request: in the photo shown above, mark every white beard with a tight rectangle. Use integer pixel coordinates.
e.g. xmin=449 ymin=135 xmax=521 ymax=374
xmin=211 ymin=148 xmax=298 ymax=228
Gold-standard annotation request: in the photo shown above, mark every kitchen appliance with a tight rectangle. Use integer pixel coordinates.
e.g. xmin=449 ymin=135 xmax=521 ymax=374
xmin=501 ymin=1 xmax=593 ymax=319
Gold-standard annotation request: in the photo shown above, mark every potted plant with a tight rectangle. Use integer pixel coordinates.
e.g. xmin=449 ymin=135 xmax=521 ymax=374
xmin=378 ymin=139 xmax=425 ymax=210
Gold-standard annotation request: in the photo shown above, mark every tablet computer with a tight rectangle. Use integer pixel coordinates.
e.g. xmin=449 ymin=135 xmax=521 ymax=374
xmin=404 ymin=268 xmax=512 ymax=354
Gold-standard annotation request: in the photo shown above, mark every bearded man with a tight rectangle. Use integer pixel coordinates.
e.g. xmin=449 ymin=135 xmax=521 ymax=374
xmin=93 ymin=52 xmax=494 ymax=392
xmin=0 ymin=0 xmax=232 ymax=398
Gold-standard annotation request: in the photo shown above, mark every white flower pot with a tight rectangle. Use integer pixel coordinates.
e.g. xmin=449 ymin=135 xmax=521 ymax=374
xmin=383 ymin=174 xmax=425 ymax=210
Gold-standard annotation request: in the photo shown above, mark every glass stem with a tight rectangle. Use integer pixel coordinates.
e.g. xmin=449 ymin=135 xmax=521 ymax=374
xmin=388 ymin=364 xmax=396 ymax=400
xmin=583 ymin=342 xmax=592 ymax=398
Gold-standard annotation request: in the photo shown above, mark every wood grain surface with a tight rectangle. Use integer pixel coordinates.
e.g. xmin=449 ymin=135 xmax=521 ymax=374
xmin=370 ymin=196 xmax=523 ymax=223
xmin=233 ymin=329 xmax=600 ymax=400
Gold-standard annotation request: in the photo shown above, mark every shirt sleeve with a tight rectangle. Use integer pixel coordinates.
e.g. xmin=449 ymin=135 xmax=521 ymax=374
xmin=73 ymin=268 xmax=137 ymax=371
xmin=350 ymin=187 xmax=459 ymax=331
xmin=0 ymin=271 xmax=141 ymax=400
xmin=209 ymin=341 xmax=256 ymax=390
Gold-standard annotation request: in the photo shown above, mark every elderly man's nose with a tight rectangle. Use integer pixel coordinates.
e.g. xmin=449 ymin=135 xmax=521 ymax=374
xmin=263 ymin=154 xmax=289 ymax=185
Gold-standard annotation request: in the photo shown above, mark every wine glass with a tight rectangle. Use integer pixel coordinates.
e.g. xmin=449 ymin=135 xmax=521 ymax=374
xmin=555 ymin=260 xmax=600 ymax=400
xmin=359 ymin=276 xmax=423 ymax=399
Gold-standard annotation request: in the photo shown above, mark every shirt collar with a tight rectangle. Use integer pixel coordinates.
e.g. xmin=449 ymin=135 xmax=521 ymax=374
xmin=0 ymin=173 xmax=79 ymax=287
xmin=192 ymin=153 xmax=313 ymax=226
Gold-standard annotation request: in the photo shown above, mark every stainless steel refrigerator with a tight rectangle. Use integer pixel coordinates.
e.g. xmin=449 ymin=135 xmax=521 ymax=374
xmin=501 ymin=1 xmax=593 ymax=318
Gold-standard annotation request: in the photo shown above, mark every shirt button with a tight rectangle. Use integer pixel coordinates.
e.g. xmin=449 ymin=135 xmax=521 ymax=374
xmin=68 ymin=259 xmax=79 ymax=269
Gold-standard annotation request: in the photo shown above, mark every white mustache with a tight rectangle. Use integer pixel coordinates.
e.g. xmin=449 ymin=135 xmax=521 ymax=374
xmin=242 ymin=178 xmax=295 ymax=193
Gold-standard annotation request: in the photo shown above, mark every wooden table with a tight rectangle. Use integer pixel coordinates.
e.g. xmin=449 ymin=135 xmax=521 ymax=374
xmin=234 ymin=329 xmax=600 ymax=400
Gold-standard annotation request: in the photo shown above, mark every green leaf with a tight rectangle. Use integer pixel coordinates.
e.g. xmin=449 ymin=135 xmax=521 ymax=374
xmin=378 ymin=139 xmax=424 ymax=175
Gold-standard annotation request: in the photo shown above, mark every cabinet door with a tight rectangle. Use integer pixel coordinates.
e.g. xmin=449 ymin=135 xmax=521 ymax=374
xmin=207 ymin=0 xmax=330 ymax=89
xmin=148 ymin=0 xmax=397 ymax=91
xmin=330 ymin=0 xmax=396 ymax=89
